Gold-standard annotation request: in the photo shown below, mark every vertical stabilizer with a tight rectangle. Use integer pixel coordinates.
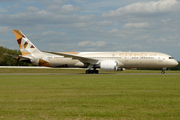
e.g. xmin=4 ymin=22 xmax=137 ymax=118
xmin=13 ymin=30 xmax=41 ymax=57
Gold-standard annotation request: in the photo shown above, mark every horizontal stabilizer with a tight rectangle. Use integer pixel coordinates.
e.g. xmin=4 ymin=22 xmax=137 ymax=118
xmin=3 ymin=53 xmax=31 ymax=62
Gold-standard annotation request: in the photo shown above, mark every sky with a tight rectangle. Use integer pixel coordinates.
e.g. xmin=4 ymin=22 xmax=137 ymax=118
xmin=0 ymin=0 xmax=180 ymax=60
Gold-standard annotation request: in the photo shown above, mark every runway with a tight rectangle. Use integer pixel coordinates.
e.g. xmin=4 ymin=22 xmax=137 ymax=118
xmin=0 ymin=73 xmax=180 ymax=75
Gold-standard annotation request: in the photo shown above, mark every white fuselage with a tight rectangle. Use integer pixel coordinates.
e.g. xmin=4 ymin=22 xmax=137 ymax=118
xmin=41 ymin=52 xmax=178 ymax=69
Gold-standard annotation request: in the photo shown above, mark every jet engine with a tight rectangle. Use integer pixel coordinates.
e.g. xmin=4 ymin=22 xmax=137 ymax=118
xmin=100 ymin=60 xmax=125 ymax=71
xmin=100 ymin=60 xmax=118 ymax=71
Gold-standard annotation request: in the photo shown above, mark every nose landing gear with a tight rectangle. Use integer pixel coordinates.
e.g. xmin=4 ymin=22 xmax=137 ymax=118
xmin=161 ymin=68 xmax=166 ymax=74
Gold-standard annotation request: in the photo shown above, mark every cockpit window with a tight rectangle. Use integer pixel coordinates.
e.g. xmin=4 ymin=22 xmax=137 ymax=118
xmin=169 ymin=57 xmax=174 ymax=59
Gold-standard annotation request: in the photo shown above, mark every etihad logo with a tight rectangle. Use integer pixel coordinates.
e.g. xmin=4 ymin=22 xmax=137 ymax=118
xmin=119 ymin=53 xmax=157 ymax=57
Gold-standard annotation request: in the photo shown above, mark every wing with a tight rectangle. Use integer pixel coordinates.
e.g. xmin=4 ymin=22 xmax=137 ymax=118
xmin=41 ymin=51 xmax=99 ymax=64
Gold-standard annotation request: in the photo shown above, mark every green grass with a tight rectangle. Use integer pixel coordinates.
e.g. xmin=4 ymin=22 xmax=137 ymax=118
xmin=0 ymin=74 xmax=180 ymax=120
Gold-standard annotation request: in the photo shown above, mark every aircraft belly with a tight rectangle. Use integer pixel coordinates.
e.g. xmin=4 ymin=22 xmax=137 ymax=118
xmin=122 ymin=60 xmax=165 ymax=68
xmin=49 ymin=59 xmax=85 ymax=68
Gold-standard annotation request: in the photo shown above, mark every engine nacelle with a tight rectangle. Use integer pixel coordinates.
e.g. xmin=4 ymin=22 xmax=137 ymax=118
xmin=100 ymin=61 xmax=118 ymax=71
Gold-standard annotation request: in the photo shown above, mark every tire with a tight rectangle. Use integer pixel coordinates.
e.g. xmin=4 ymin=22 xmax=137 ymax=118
xmin=86 ymin=70 xmax=90 ymax=74
xmin=90 ymin=70 xmax=95 ymax=74
xmin=95 ymin=70 xmax=99 ymax=74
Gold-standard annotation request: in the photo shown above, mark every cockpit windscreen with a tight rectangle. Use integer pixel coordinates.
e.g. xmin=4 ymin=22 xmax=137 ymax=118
xmin=169 ymin=57 xmax=174 ymax=59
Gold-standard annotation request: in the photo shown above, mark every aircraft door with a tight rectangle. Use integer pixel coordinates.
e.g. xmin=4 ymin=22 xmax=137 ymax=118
xmin=158 ymin=56 xmax=163 ymax=62
xmin=124 ymin=56 xmax=129 ymax=62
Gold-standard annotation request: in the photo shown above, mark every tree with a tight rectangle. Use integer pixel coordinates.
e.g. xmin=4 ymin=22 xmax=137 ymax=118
xmin=0 ymin=46 xmax=32 ymax=66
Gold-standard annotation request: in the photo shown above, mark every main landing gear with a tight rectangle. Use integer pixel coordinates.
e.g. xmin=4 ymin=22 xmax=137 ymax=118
xmin=86 ymin=70 xmax=99 ymax=74
xmin=161 ymin=68 xmax=166 ymax=74
xmin=86 ymin=64 xmax=99 ymax=74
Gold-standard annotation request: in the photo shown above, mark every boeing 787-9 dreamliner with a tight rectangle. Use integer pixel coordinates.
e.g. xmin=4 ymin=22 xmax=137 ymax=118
xmin=5 ymin=30 xmax=178 ymax=74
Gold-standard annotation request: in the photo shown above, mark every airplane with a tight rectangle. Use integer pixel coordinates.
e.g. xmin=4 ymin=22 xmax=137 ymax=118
xmin=5 ymin=30 xmax=178 ymax=74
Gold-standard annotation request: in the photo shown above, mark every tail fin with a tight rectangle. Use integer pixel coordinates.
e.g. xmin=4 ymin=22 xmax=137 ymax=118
xmin=13 ymin=30 xmax=41 ymax=57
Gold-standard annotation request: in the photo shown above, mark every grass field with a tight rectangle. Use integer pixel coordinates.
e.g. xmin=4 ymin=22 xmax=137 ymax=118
xmin=0 ymin=69 xmax=180 ymax=120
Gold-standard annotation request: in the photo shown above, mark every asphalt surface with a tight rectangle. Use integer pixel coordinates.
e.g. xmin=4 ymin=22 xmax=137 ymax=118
xmin=0 ymin=73 xmax=180 ymax=75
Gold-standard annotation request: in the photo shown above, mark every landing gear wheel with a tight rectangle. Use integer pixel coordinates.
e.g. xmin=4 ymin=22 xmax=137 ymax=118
xmin=86 ymin=70 xmax=90 ymax=74
xmin=161 ymin=68 xmax=166 ymax=74
xmin=94 ymin=70 xmax=99 ymax=74
xmin=90 ymin=70 xmax=95 ymax=74
xmin=85 ymin=70 xmax=99 ymax=74
xmin=161 ymin=71 xmax=165 ymax=74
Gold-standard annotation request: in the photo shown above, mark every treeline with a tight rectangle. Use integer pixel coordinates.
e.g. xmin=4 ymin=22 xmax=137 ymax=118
xmin=0 ymin=46 xmax=32 ymax=66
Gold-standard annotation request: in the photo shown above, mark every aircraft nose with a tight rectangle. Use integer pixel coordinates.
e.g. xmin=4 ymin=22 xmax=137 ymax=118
xmin=175 ymin=61 xmax=179 ymax=66
xmin=172 ymin=60 xmax=179 ymax=66
xmin=169 ymin=60 xmax=178 ymax=67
